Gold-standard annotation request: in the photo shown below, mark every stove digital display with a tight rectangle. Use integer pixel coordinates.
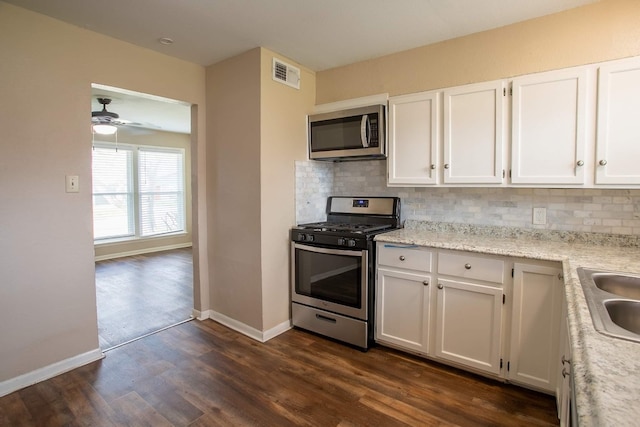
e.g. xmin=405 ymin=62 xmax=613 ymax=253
xmin=352 ymin=199 xmax=369 ymax=208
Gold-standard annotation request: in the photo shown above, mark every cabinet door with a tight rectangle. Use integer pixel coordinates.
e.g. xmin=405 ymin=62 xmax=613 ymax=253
xmin=435 ymin=279 xmax=503 ymax=375
xmin=596 ymin=56 xmax=640 ymax=185
xmin=511 ymin=68 xmax=588 ymax=185
xmin=388 ymin=91 xmax=440 ymax=186
xmin=508 ymin=263 xmax=563 ymax=392
xmin=443 ymin=80 xmax=505 ymax=184
xmin=558 ymin=317 xmax=572 ymax=427
xmin=376 ymin=268 xmax=431 ymax=353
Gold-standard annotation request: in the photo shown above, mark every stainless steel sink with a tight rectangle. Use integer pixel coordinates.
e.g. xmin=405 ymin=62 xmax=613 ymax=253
xmin=592 ymin=273 xmax=640 ymax=300
xmin=605 ymin=300 xmax=640 ymax=335
xmin=578 ymin=268 xmax=640 ymax=343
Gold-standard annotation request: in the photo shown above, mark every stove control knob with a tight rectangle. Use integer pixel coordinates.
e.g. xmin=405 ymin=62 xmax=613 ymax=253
xmin=306 ymin=234 xmax=314 ymax=242
xmin=347 ymin=239 xmax=356 ymax=247
xmin=297 ymin=233 xmax=306 ymax=241
xmin=337 ymin=238 xmax=346 ymax=246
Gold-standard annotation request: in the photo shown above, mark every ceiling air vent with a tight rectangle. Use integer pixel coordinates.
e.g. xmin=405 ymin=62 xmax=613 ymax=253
xmin=273 ymin=58 xmax=300 ymax=89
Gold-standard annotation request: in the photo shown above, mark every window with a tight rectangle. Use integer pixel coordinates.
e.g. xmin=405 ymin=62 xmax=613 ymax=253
xmin=92 ymin=143 xmax=185 ymax=242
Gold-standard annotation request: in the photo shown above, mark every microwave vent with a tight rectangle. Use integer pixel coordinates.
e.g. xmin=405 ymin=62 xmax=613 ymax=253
xmin=273 ymin=58 xmax=300 ymax=89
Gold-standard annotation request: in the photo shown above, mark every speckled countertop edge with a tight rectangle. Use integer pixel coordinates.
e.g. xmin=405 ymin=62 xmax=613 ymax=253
xmin=375 ymin=221 xmax=640 ymax=427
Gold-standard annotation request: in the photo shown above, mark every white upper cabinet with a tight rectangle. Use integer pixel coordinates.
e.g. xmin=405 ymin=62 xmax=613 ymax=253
xmin=443 ymin=80 xmax=506 ymax=184
xmin=387 ymin=91 xmax=440 ymax=186
xmin=511 ymin=67 xmax=589 ymax=185
xmin=596 ymin=56 xmax=640 ymax=185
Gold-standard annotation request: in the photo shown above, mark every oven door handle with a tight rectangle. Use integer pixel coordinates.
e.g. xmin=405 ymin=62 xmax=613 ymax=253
xmin=292 ymin=242 xmax=367 ymax=257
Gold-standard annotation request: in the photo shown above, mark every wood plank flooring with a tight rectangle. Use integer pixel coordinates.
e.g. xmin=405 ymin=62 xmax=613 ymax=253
xmin=0 ymin=320 xmax=559 ymax=426
xmin=96 ymin=248 xmax=193 ymax=349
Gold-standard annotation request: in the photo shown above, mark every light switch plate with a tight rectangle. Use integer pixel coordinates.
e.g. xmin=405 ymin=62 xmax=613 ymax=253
xmin=66 ymin=175 xmax=79 ymax=193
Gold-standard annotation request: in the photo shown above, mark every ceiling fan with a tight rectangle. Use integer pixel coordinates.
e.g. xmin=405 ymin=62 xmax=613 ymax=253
xmin=92 ymin=96 xmax=159 ymax=136
xmin=91 ymin=97 xmax=128 ymax=134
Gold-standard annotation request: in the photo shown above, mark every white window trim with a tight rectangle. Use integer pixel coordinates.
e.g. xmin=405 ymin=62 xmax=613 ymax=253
xmin=92 ymin=141 xmax=187 ymax=244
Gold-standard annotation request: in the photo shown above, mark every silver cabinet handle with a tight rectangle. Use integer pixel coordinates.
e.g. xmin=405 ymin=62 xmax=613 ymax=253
xmin=562 ymin=355 xmax=571 ymax=365
xmin=599 ymin=159 xmax=608 ymax=166
xmin=558 ymin=273 xmax=564 ymax=280
xmin=562 ymin=368 xmax=569 ymax=378
xmin=399 ymin=255 xmax=406 ymax=261
xmin=576 ymin=160 xmax=584 ymax=166
xmin=464 ymin=263 xmax=471 ymax=270
xmin=423 ymin=280 xmax=429 ymax=286
xmin=444 ymin=164 xmax=450 ymax=169
xmin=430 ymin=164 xmax=436 ymax=170
xmin=437 ymin=284 xmax=444 ymax=289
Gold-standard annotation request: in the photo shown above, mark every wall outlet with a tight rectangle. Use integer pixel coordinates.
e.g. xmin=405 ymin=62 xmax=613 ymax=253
xmin=533 ymin=207 xmax=547 ymax=225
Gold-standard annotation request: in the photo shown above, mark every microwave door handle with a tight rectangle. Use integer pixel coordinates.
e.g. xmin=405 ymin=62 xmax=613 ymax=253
xmin=360 ymin=114 xmax=370 ymax=147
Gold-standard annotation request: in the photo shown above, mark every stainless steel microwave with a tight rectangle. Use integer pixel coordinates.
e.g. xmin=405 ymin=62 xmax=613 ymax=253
xmin=308 ymin=104 xmax=385 ymax=161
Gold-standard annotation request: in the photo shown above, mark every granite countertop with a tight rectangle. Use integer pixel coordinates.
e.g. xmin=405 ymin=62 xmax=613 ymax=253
xmin=375 ymin=220 xmax=640 ymax=427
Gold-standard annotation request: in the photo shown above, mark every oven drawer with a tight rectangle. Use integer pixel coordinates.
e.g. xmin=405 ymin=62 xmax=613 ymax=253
xmin=378 ymin=243 xmax=432 ymax=272
xmin=292 ymin=303 xmax=368 ymax=349
xmin=438 ymin=250 xmax=505 ymax=284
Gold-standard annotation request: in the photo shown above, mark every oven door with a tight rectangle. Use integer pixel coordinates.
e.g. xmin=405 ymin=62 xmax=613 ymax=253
xmin=291 ymin=242 xmax=368 ymax=320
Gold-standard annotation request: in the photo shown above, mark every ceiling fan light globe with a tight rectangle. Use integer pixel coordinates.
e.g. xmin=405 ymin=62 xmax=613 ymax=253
xmin=93 ymin=124 xmax=118 ymax=135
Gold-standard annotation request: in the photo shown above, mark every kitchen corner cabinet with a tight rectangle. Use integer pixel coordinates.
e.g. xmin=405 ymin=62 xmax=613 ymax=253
xmin=511 ymin=67 xmax=588 ymax=185
xmin=434 ymin=251 xmax=506 ymax=375
xmin=387 ymin=91 xmax=440 ymax=186
xmin=376 ymin=244 xmax=433 ymax=353
xmin=443 ymin=80 xmax=506 ymax=184
xmin=595 ymin=56 xmax=640 ymax=185
xmin=507 ymin=262 xmax=563 ymax=393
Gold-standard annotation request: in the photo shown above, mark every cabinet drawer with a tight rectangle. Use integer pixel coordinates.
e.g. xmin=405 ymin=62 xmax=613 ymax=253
xmin=378 ymin=244 xmax=432 ymax=272
xmin=438 ymin=251 xmax=505 ymax=284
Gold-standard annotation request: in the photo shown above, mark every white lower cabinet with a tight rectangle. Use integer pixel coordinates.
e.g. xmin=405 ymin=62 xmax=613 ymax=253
xmin=434 ymin=278 xmax=504 ymax=375
xmin=507 ymin=262 xmax=563 ymax=392
xmin=376 ymin=268 xmax=431 ymax=353
xmin=375 ymin=244 xmax=566 ymax=415
xmin=375 ymin=244 xmax=433 ymax=353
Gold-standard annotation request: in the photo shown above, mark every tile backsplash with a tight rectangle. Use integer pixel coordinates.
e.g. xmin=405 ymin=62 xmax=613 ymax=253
xmin=295 ymin=160 xmax=640 ymax=236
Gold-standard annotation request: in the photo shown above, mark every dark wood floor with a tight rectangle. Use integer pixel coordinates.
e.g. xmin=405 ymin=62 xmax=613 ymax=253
xmin=95 ymin=248 xmax=194 ymax=349
xmin=0 ymin=320 xmax=559 ymax=426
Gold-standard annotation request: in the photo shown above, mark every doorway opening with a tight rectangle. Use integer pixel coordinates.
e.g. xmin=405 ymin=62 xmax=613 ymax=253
xmin=90 ymin=83 xmax=195 ymax=350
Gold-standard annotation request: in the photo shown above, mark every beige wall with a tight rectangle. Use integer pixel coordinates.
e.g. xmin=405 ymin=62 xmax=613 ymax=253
xmin=206 ymin=48 xmax=315 ymax=332
xmin=206 ymin=49 xmax=263 ymax=329
xmin=317 ymin=0 xmax=640 ymax=103
xmin=93 ymin=129 xmax=193 ymax=259
xmin=0 ymin=3 xmax=206 ymax=383
xmin=259 ymin=49 xmax=316 ymax=330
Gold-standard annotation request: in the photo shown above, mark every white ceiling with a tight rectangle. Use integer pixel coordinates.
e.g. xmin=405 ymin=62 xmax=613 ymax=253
xmin=6 ymin=0 xmax=599 ymax=71
xmin=9 ymin=0 xmax=600 ymax=134
xmin=91 ymin=85 xmax=191 ymax=135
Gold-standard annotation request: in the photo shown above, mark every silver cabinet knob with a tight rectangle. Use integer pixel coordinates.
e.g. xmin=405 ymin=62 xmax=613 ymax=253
xmin=444 ymin=164 xmax=450 ymax=169
xmin=464 ymin=263 xmax=471 ymax=270
xmin=561 ymin=355 xmax=571 ymax=365
xmin=430 ymin=164 xmax=436 ymax=170
xmin=562 ymin=368 xmax=569 ymax=378
xmin=399 ymin=255 xmax=406 ymax=261
xmin=576 ymin=160 xmax=584 ymax=166
xmin=422 ymin=280 xmax=429 ymax=286
xmin=599 ymin=159 xmax=608 ymax=166
xmin=437 ymin=284 xmax=444 ymax=289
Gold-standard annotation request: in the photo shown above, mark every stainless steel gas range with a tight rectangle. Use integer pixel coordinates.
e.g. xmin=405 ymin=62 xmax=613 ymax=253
xmin=290 ymin=196 xmax=401 ymax=350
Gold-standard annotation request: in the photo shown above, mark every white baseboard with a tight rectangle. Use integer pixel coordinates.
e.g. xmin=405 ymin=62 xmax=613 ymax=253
xmin=95 ymin=243 xmax=192 ymax=262
xmin=198 ymin=310 xmax=291 ymax=343
xmin=0 ymin=348 xmax=104 ymax=397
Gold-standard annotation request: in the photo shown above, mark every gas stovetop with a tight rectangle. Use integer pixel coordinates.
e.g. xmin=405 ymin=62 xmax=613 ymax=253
xmin=295 ymin=221 xmax=393 ymax=234
xmin=291 ymin=197 xmax=401 ymax=248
